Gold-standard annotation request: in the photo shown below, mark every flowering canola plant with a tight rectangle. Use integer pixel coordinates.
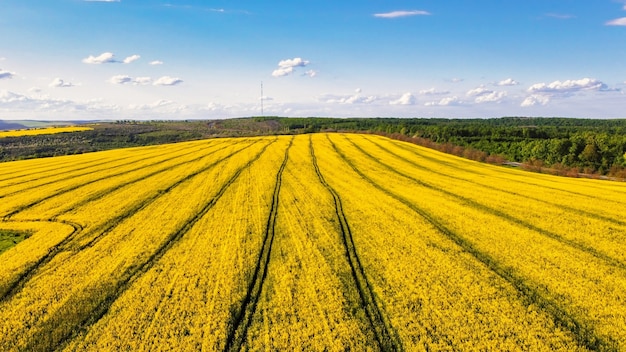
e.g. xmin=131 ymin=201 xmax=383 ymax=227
xmin=0 ymin=133 xmax=625 ymax=351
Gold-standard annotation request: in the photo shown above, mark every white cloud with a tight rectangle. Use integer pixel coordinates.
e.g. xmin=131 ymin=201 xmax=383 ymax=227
xmin=449 ymin=78 xmax=464 ymax=83
xmin=319 ymin=92 xmax=377 ymax=104
xmin=272 ymin=57 xmax=310 ymax=77
xmin=606 ymin=17 xmax=626 ymax=26
xmin=108 ymin=75 xmax=153 ymax=85
xmin=0 ymin=69 xmax=16 ymax=80
xmin=28 ymin=87 xmax=42 ymax=93
xmin=278 ymin=58 xmax=309 ymax=68
xmin=475 ymin=91 xmax=507 ymax=104
xmin=123 ymin=54 xmax=141 ymax=64
xmin=419 ymin=87 xmax=449 ymax=95
xmin=521 ymin=95 xmax=550 ymax=107
xmin=134 ymin=77 xmax=152 ymax=85
xmin=304 ymin=70 xmax=317 ymax=78
xmin=82 ymin=52 xmax=117 ymax=64
xmin=497 ymin=78 xmax=519 ymax=86
xmin=109 ymin=75 xmax=133 ymax=85
xmin=466 ymin=86 xmax=492 ymax=97
xmin=49 ymin=78 xmax=76 ymax=88
xmin=272 ymin=67 xmax=293 ymax=77
xmin=389 ymin=92 xmax=416 ymax=105
xmin=425 ymin=96 xmax=462 ymax=106
xmin=149 ymin=60 xmax=164 ymax=65
xmin=527 ymin=78 xmax=610 ymax=94
xmin=374 ymin=10 xmax=431 ymax=18
xmin=0 ymin=89 xmax=106 ymax=114
xmin=153 ymin=76 xmax=183 ymax=86
xmin=544 ymin=13 xmax=576 ymax=19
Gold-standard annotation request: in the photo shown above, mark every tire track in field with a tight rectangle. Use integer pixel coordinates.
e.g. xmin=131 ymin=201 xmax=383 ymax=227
xmin=0 ymin=143 xmax=175 ymax=194
xmin=310 ymin=136 xmax=403 ymax=352
xmin=224 ymin=137 xmax=293 ymax=352
xmin=0 ymin=152 xmax=119 ymax=183
xmin=346 ymin=135 xmax=626 ymax=271
xmin=50 ymin=140 xmax=233 ymax=220
xmin=0 ymin=219 xmax=84 ymax=301
xmin=0 ymin=139 xmax=268 ymax=304
xmin=386 ymin=137 xmax=626 ymax=205
xmin=0 ymin=140 xmax=218 ymax=213
xmin=1 ymin=140 xmax=233 ymax=220
xmin=24 ymin=139 xmax=280 ymax=352
xmin=362 ymin=135 xmax=626 ymax=228
xmin=327 ymin=134 xmax=617 ymax=351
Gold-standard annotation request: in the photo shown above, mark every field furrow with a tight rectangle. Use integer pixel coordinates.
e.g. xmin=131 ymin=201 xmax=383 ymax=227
xmin=0 ymin=139 xmax=263 ymax=305
xmin=0 ymin=133 xmax=624 ymax=350
xmin=225 ymin=136 xmax=292 ymax=352
xmin=328 ymin=133 xmax=624 ymax=350
xmin=315 ymin=134 xmax=586 ymax=351
xmin=0 ymin=140 xmax=274 ymax=352
xmin=243 ymin=135 xmax=376 ymax=351
xmin=345 ymin=135 xmax=626 ymax=270
xmin=311 ymin=135 xmax=403 ymax=351
xmin=60 ymin=137 xmax=291 ymax=351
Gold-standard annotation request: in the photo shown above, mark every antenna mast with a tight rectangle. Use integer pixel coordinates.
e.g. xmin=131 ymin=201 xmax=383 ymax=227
xmin=260 ymin=81 xmax=264 ymax=116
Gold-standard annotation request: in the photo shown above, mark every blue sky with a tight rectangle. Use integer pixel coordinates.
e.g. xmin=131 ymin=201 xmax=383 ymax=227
xmin=1 ymin=0 xmax=625 ymax=120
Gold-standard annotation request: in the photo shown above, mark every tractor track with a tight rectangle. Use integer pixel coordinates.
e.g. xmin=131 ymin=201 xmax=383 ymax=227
xmin=24 ymin=138 xmax=280 ymax=352
xmin=0 ymin=139 xmax=268 ymax=304
xmin=327 ymin=134 xmax=616 ymax=351
xmin=361 ymin=135 xmax=626 ymax=228
xmin=224 ymin=137 xmax=293 ymax=352
xmin=1 ymin=140 xmax=231 ymax=219
xmin=310 ymin=136 xmax=403 ymax=352
xmin=345 ymin=135 xmax=626 ymax=271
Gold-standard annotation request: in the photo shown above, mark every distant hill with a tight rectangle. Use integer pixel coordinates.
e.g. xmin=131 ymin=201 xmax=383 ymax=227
xmin=0 ymin=120 xmax=96 ymax=131
xmin=0 ymin=121 xmax=27 ymax=131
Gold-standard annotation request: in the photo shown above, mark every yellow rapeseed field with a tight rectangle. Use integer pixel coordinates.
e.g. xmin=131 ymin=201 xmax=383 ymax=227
xmin=0 ymin=126 xmax=93 ymax=138
xmin=1 ymin=133 xmax=625 ymax=351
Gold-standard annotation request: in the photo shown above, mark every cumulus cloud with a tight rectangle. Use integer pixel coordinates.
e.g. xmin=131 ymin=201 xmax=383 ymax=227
xmin=521 ymin=95 xmax=550 ymax=107
xmin=319 ymin=91 xmax=377 ymax=104
xmin=272 ymin=57 xmax=310 ymax=77
xmin=109 ymin=75 xmax=133 ymax=85
xmin=425 ymin=96 xmax=462 ymax=106
xmin=0 ymin=69 xmax=16 ymax=80
xmin=49 ymin=78 xmax=76 ymax=88
xmin=466 ymin=86 xmax=492 ymax=97
xmin=135 ymin=77 xmax=152 ymax=85
xmin=82 ymin=52 xmax=117 ymax=64
xmin=0 ymin=89 xmax=118 ymax=115
xmin=83 ymin=52 xmax=141 ymax=64
xmin=389 ymin=92 xmax=416 ymax=105
xmin=606 ymin=17 xmax=626 ymax=26
xmin=123 ymin=54 xmax=141 ymax=64
xmin=497 ymin=78 xmax=519 ymax=86
xmin=153 ymin=76 xmax=183 ymax=86
xmin=304 ymin=70 xmax=317 ymax=78
xmin=149 ymin=60 xmax=164 ymax=65
xmin=466 ymin=86 xmax=507 ymax=103
xmin=527 ymin=78 xmax=610 ymax=94
xmin=419 ymin=87 xmax=449 ymax=95
xmin=108 ymin=75 xmax=151 ymax=85
xmin=374 ymin=10 xmax=431 ymax=18
xmin=475 ymin=91 xmax=507 ymax=104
